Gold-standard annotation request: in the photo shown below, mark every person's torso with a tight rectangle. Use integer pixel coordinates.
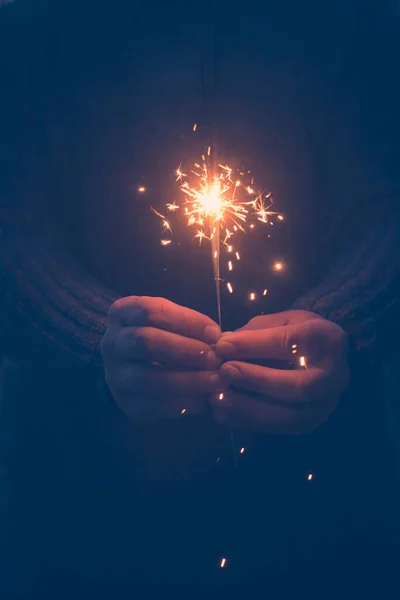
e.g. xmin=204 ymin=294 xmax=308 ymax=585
xmin=3 ymin=0 xmax=361 ymax=324
xmin=3 ymin=1 xmax=394 ymax=584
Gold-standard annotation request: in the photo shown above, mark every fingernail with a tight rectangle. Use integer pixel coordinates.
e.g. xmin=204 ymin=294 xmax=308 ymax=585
xmin=221 ymin=364 xmax=240 ymax=380
xmin=209 ymin=373 xmax=224 ymax=391
xmin=215 ymin=340 xmax=235 ymax=357
xmin=204 ymin=325 xmax=222 ymax=345
xmin=206 ymin=350 xmax=222 ymax=369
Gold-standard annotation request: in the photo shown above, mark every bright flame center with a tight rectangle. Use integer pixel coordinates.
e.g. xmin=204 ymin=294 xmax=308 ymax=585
xmin=199 ymin=183 xmax=223 ymax=218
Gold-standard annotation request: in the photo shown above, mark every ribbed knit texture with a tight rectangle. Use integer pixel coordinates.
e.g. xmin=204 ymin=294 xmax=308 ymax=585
xmin=0 ymin=225 xmax=116 ymax=365
xmin=293 ymin=214 xmax=400 ymax=352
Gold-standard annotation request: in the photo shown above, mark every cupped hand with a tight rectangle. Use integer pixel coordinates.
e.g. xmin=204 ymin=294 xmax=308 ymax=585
xmin=101 ymin=296 xmax=223 ymax=422
xmin=210 ymin=310 xmax=350 ymax=434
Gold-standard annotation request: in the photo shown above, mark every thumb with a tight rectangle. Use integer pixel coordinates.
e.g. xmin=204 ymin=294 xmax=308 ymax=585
xmin=215 ymin=326 xmax=294 ymax=361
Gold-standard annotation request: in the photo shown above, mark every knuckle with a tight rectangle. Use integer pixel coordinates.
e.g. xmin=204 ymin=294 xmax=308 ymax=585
xmin=129 ymin=296 xmax=151 ymax=319
xmin=108 ymin=298 xmax=125 ymax=321
xmin=247 ymin=315 xmax=263 ymax=328
xmin=281 ymin=327 xmax=292 ymax=352
xmin=131 ymin=331 xmax=150 ymax=357
xmin=100 ymin=330 xmax=115 ymax=358
xmin=145 ymin=296 xmax=166 ymax=324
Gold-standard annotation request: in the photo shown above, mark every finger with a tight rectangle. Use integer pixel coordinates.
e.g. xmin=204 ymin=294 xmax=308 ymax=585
xmin=116 ymin=327 xmax=221 ymax=369
xmin=111 ymin=364 xmax=225 ymax=397
xmin=220 ymin=361 xmax=329 ymax=403
xmin=210 ymin=390 xmax=334 ymax=435
xmin=109 ymin=296 xmax=221 ymax=344
xmin=236 ymin=312 xmax=294 ymax=331
xmin=216 ymin=326 xmax=295 ymax=361
xmin=216 ymin=319 xmax=341 ymax=363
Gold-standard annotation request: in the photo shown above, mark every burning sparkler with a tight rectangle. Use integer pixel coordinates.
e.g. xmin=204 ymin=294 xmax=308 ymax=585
xmin=152 ymin=145 xmax=282 ymax=327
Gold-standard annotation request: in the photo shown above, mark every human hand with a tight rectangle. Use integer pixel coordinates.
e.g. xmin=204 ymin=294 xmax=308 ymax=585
xmin=101 ymin=296 xmax=223 ymax=422
xmin=210 ymin=310 xmax=350 ymax=434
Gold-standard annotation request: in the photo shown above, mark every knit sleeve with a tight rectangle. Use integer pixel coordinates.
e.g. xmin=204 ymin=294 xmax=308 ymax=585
xmin=0 ymin=3 xmax=117 ymax=366
xmin=0 ymin=224 xmax=118 ymax=365
xmin=292 ymin=213 xmax=400 ymax=354
xmin=293 ymin=2 xmax=400 ymax=356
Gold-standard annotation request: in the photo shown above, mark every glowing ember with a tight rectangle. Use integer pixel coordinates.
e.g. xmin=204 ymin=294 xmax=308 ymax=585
xmin=220 ymin=557 xmax=227 ymax=568
xmin=137 ymin=186 xmax=146 ymax=193
xmin=307 ymin=473 xmax=313 ymax=481
xmin=299 ymin=356 xmax=307 ymax=368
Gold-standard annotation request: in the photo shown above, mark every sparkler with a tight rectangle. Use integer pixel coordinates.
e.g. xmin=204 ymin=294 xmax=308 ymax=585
xmin=152 ymin=145 xmax=282 ymax=329
xmin=146 ymin=141 xmax=314 ymax=571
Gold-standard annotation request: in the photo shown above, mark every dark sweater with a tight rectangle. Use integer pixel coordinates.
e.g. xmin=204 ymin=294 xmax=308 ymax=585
xmin=0 ymin=0 xmax=399 ymax=589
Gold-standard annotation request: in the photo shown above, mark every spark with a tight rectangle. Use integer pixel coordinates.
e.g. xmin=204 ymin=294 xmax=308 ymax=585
xmin=307 ymin=473 xmax=313 ymax=481
xmin=240 ymin=447 xmax=245 ymax=454
xmin=193 ymin=123 xmax=197 ymax=131
xmin=249 ymin=292 xmax=256 ymax=301
xmin=299 ymin=356 xmax=307 ymax=368
xmin=160 ymin=239 xmax=172 ymax=246
xmin=227 ymin=282 xmax=233 ymax=294
xmin=263 ymin=289 xmax=268 ymax=296
xmin=220 ymin=558 xmax=227 ymax=568
xmin=273 ymin=261 xmax=284 ymax=271
xmin=138 ymin=186 xmax=146 ymax=193
xmin=181 ymin=408 xmax=187 ymax=415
